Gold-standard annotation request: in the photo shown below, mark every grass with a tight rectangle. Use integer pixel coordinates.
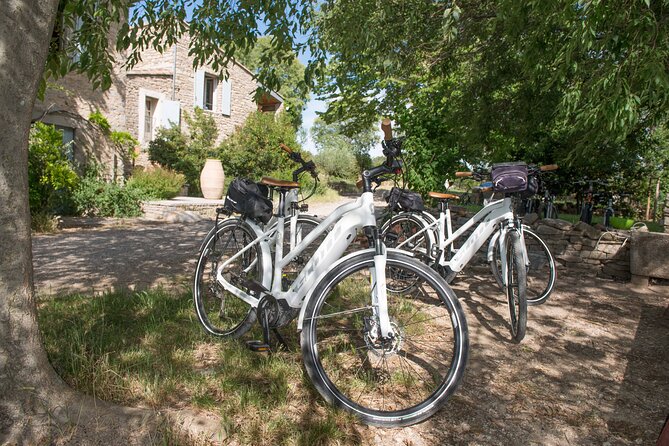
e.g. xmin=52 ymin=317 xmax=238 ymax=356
xmin=37 ymin=289 xmax=363 ymax=445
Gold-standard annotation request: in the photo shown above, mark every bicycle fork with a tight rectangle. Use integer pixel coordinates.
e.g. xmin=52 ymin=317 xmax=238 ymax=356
xmin=368 ymin=227 xmax=393 ymax=339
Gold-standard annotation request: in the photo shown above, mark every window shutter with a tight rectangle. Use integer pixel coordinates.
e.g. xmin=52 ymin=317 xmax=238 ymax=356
xmin=157 ymin=100 xmax=181 ymax=129
xmin=221 ymin=78 xmax=232 ymax=116
xmin=194 ymin=70 xmax=205 ymax=108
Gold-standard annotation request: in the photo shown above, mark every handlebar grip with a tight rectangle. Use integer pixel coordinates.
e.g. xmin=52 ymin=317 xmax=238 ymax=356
xmin=279 ymin=143 xmax=293 ymax=154
xmin=381 ymin=118 xmax=393 ymax=141
xmin=356 ymin=178 xmax=363 ymax=189
xmin=455 ymin=172 xmax=473 ymax=178
xmin=540 ymin=164 xmax=558 ymax=172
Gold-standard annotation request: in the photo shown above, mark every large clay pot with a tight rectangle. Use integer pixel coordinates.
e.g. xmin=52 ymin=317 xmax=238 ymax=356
xmin=200 ymin=159 xmax=225 ymax=199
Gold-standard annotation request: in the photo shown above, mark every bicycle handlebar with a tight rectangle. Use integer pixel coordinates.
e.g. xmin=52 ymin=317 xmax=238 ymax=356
xmin=359 ymin=120 xmax=404 ymax=191
xmin=279 ymin=143 xmax=318 ymax=181
xmin=279 ymin=143 xmax=293 ymax=154
xmin=381 ymin=118 xmax=393 ymax=141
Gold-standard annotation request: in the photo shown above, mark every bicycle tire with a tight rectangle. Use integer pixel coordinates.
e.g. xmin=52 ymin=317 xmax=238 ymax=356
xmin=490 ymin=228 xmax=556 ymax=305
xmin=301 ymin=250 xmax=468 ymax=427
xmin=193 ymin=218 xmax=261 ymax=338
xmin=506 ymin=231 xmax=527 ymax=343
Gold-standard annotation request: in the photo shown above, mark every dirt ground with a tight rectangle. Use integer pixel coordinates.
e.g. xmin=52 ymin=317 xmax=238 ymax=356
xmin=32 ymin=216 xmax=669 ymax=445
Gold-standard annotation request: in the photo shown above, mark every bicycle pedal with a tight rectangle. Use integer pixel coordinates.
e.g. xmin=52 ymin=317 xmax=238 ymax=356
xmin=246 ymin=340 xmax=271 ymax=352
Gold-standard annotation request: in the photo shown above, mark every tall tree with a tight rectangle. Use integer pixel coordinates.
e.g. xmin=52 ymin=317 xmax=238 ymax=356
xmin=0 ymin=1 xmax=318 ymax=442
xmin=311 ymin=117 xmax=376 ymax=179
xmin=315 ymin=0 xmax=669 ymax=200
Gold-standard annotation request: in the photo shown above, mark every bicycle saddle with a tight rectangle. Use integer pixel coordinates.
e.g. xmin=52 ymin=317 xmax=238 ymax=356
xmin=428 ymin=192 xmax=459 ymax=200
xmin=259 ymin=177 xmax=300 ymax=188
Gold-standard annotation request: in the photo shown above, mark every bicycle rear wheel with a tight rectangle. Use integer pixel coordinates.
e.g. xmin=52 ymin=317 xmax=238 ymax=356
xmin=506 ymin=231 xmax=527 ymax=343
xmin=301 ymin=250 xmax=468 ymax=427
xmin=193 ymin=218 xmax=261 ymax=338
xmin=381 ymin=213 xmax=434 ymax=292
xmin=381 ymin=213 xmax=433 ymax=261
xmin=490 ymin=228 xmax=556 ymax=305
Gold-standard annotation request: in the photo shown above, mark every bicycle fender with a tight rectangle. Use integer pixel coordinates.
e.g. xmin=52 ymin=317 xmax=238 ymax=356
xmin=296 ymin=247 xmax=413 ymax=331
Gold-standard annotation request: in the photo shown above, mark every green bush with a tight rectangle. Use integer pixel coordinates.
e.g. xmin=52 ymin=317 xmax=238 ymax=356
xmin=126 ymin=167 xmax=185 ymax=199
xmin=28 ymin=122 xmax=79 ymax=216
xmin=148 ymin=108 xmax=218 ymax=194
xmin=72 ymin=166 xmax=143 ymax=217
xmin=218 ymin=111 xmax=300 ymax=180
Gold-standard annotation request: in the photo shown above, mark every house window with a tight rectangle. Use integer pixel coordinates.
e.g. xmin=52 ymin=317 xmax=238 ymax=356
xmin=55 ymin=125 xmax=75 ymax=162
xmin=204 ymin=75 xmax=217 ymax=111
xmin=144 ymin=97 xmax=158 ymax=140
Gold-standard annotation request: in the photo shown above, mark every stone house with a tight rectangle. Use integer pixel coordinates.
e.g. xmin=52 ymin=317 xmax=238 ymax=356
xmin=32 ymin=35 xmax=283 ymax=180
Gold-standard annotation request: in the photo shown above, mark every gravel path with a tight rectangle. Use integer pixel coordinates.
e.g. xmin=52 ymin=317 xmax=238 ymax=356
xmin=31 ymin=195 xmax=385 ymax=295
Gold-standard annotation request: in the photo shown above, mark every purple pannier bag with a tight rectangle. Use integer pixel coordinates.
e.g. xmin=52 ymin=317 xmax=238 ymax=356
xmin=490 ymin=162 xmax=528 ymax=194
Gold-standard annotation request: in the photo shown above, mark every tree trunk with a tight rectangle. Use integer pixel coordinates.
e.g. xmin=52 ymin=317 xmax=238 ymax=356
xmin=0 ymin=2 xmax=159 ymax=443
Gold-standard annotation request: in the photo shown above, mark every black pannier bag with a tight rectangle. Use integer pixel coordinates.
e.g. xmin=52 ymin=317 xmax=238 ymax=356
xmin=223 ymin=178 xmax=273 ymax=224
xmin=490 ymin=162 xmax=528 ymax=194
xmin=385 ymin=187 xmax=425 ymax=212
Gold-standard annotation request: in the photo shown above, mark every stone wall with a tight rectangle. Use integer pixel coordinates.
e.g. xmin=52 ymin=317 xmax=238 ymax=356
xmin=530 ymin=218 xmax=631 ymax=281
xmin=125 ymin=36 xmax=267 ymax=150
xmin=32 ymin=65 xmax=129 ymax=179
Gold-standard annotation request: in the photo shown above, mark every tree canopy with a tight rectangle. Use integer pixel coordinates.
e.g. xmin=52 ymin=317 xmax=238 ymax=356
xmin=313 ymin=0 xmax=669 ymax=198
xmin=47 ymin=0 xmax=323 ymax=96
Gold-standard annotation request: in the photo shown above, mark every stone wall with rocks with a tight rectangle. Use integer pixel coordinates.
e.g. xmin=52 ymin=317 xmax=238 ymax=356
xmin=529 ymin=218 xmax=631 ymax=281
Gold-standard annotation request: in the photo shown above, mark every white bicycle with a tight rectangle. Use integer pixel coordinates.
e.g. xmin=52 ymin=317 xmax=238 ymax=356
xmin=382 ymin=164 xmax=556 ymax=342
xmin=193 ymin=123 xmax=468 ymax=427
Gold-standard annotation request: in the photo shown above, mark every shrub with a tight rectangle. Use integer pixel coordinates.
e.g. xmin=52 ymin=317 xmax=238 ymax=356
xmin=315 ymin=144 xmax=359 ymax=182
xmin=89 ymin=111 xmax=139 ymax=171
xmin=148 ymin=108 xmax=218 ymax=194
xmin=72 ymin=166 xmax=143 ymax=217
xmin=126 ymin=167 xmax=185 ymax=199
xmin=28 ymin=122 xmax=79 ymax=216
xmin=218 ymin=111 xmax=299 ymax=180
xmin=31 ymin=211 xmax=61 ymax=233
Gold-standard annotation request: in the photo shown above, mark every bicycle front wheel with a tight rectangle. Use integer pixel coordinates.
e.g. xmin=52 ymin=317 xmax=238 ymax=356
xmin=193 ymin=218 xmax=261 ymax=338
xmin=490 ymin=228 xmax=556 ymax=306
xmin=301 ymin=251 xmax=468 ymax=427
xmin=506 ymin=231 xmax=527 ymax=343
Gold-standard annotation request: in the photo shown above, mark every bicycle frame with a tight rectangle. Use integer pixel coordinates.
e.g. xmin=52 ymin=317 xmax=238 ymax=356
xmin=391 ymin=197 xmax=524 ymax=283
xmin=214 ymin=191 xmax=395 ymax=335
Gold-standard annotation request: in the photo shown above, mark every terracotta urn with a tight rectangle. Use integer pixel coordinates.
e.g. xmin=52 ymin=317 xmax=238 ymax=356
xmin=200 ymin=159 xmax=225 ymax=199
